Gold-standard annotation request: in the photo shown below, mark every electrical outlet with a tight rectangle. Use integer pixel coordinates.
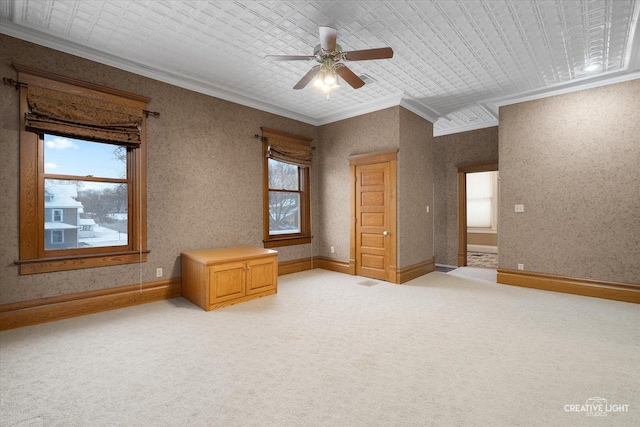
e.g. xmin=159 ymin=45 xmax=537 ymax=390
xmin=517 ymin=264 xmax=524 ymax=271
xmin=515 ymin=204 xmax=525 ymax=213
xmin=426 ymin=205 xmax=430 ymax=213
xmin=156 ymin=268 xmax=163 ymax=277
xmin=330 ymin=246 xmax=335 ymax=254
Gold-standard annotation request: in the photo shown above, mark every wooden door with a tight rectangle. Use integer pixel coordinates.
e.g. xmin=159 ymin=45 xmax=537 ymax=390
xmin=355 ymin=162 xmax=391 ymax=281
xmin=350 ymin=150 xmax=397 ymax=283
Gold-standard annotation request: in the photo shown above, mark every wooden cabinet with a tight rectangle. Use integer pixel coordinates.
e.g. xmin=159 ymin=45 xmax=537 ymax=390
xmin=181 ymin=246 xmax=278 ymax=311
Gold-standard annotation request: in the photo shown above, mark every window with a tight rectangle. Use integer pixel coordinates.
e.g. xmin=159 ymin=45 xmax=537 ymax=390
xmin=15 ymin=64 xmax=149 ymax=275
xmin=51 ymin=230 xmax=64 ymax=244
xmin=51 ymin=209 xmax=63 ymax=222
xmin=44 ymin=135 xmax=128 ymax=250
xmin=466 ymin=171 xmax=498 ymax=230
xmin=262 ymin=128 xmax=312 ymax=248
xmin=268 ymin=159 xmax=303 ymax=235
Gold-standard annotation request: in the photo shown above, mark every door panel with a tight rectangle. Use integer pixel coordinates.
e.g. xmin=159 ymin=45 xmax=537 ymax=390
xmin=246 ymin=258 xmax=276 ymax=295
xmin=209 ymin=262 xmax=245 ymax=304
xmin=356 ymin=162 xmax=390 ymax=281
xmin=361 ymin=170 xmax=385 ymax=185
xmin=362 ymin=253 xmax=385 ymax=269
xmin=361 ymin=233 xmax=384 ymax=248
xmin=361 ymin=191 xmax=384 ymax=206
xmin=361 ymin=212 xmax=385 ymax=227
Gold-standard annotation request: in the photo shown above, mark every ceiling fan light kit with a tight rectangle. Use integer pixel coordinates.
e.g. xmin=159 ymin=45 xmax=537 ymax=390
xmin=267 ymin=26 xmax=393 ymax=100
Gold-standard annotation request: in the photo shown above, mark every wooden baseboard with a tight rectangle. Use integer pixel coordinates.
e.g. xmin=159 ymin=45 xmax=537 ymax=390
xmin=0 ymin=277 xmax=182 ymax=331
xmin=278 ymin=258 xmax=313 ymax=275
xmin=278 ymin=257 xmax=356 ymax=276
xmin=397 ymin=258 xmax=435 ymax=284
xmin=314 ymin=256 xmax=354 ymax=275
xmin=497 ymin=269 xmax=640 ymax=304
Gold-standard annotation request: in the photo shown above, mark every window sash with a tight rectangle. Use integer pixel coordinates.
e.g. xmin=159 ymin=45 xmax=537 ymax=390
xmin=268 ymin=190 xmax=302 ymax=235
xmin=44 ymin=175 xmax=131 ymax=252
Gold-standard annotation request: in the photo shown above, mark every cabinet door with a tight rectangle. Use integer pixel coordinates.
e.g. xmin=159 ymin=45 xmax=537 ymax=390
xmin=209 ymin=261 xmax=246 ymax=305
xmin=246 ymin=257 xmax=276 ymax=295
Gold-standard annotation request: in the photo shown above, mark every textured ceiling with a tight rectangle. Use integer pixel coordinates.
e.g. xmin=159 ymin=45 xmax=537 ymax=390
xmin=2 ymin=0 xmax=640 ymax=135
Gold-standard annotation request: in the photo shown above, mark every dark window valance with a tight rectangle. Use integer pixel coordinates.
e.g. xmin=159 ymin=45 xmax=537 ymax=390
xmin=25 ymin=85 xmax=144 ymax=146
xmin=261 ymin=128 xmax=313 ymax=167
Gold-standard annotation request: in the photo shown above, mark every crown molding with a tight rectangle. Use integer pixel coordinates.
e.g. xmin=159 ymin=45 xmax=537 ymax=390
xmin=433 ymin=120 xmax=499 ymax=137
xmin=399 ymin=97 xmax=439 ymax=124
xmin=315 ymin=93 xmax=403 ymax=125
xmin=493 ymin=70 xmax=640 ymax=109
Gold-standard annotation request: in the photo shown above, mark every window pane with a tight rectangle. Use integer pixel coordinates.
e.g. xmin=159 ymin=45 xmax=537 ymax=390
xmin=467 ymin=199 xmax=492 ymax=228
xmin=269 ymin=191 xmax=300 ymax=234
xmin=268 ymin=159 xmax=299 ymax=190
xmin=44 ymin=134 xmax=126 ymax=179
xmin=44 ymin=179 xmax=128 ymax=250
xmin=466 ymin=171 xmax=493 ymax=199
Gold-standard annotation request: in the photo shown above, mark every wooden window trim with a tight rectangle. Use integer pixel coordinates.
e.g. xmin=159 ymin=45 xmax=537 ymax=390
xmin=262 ymin=138 xmax=311 ymax=248
xmin=16 ymin=66 xmax=148 ymax=274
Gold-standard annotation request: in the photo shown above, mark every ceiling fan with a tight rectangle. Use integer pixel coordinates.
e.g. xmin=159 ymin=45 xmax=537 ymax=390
xmin=266 ymin=26 xmax=393 ymax=98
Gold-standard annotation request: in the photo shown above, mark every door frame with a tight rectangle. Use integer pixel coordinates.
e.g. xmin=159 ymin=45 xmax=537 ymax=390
xmin=457 ymin=162 xmax=499 ymax=266
xmin=349 ymin=149 xmax=398 ymax=283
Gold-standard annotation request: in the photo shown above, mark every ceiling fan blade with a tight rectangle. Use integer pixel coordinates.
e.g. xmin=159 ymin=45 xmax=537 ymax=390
xmin=319 ymin=26 xmax=337 ymax=52
xmin=335 ymin=65 xmax=365 ymax=89
xmin=265 ymin=55 xmax=315 ymax=61
xmin=343 ymin=47 xmax=394 ymax=61
xmin=293 ymin=65 xmax=321 ymax=89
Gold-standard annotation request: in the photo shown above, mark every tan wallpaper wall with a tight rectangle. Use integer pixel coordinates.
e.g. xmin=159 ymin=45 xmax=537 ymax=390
xmin=316 ymin=107 xmax=400 ymax=261
xmin=316 ymin=107 xmax=434 ymax=270
xmin=433 ymin=127 xmax=499 ymax=266
xmin=397 ymin=108 xmax=434 ymax=268
xmin=499 ymin=79 xmax=640 ymax=284
xmin=0 ymin=35 xmax=318 ymax=304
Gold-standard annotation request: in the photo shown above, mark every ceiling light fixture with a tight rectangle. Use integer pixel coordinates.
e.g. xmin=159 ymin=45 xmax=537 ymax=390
xmin=314 ymin=63 xmax=340 ymax=100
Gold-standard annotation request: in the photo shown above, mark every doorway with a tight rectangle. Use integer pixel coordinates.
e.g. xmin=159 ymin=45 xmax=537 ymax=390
xmin=350 ymin=150 xmax=398 ymax=283
xmin=466 ymin=171 xmax=498 ymax=268
xmin=457 ymin=162 xmax=498 ymax=267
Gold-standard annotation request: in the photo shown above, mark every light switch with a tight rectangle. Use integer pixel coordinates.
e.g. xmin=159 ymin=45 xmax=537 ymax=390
xmin=515 ymin=204 xmax=525 ymax=213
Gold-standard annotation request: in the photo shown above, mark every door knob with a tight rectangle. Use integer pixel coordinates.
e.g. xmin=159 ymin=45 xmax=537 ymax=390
xmin=383 ymin=231 xmax=388 ymax=236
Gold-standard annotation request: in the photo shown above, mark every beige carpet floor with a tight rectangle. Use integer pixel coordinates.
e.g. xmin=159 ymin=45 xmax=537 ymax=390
xmin=1 ymin=270 xmax=638 ymax=426
xmin=448 ymin=266 xmax=497 ymax=283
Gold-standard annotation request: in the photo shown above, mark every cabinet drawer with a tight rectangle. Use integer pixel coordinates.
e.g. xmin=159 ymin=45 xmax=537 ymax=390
xmin=209 ymin=261 xmax=246 ymax=304
xmin=246 ymin=258 xmax=277 ymax=295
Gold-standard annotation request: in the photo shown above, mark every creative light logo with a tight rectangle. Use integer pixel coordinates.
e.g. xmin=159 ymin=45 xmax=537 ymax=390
xmin=564 ymin=397 xmax=630 ymax=417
